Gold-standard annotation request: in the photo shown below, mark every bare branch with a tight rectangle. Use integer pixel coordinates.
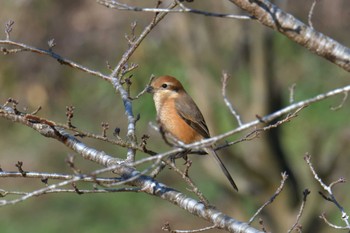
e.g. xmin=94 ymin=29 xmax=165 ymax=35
xmin=0 ymin=11 xmax=173 ymax=164
xmin=97 ymin=0 xmax=253 ymax=20
xmin=0 ymin=170 xmax=121 ymax=183
xmin=308 ymin=0 xmax=318 ymax=29
xmin=0 ymin=39 xmax=111 ymax=81
xmin=10 ymin=110 xmax=155 ymax=155
xmin=65 ymin=105 xmax=76 ymax=128
xmin=15 ymin=161 xmax=27 ymax=176
xmin=65 ymin=154 xmax=82 ymax=174
xmin=47 ymin=38 xmax=56 ymax=50
xmin=4 ymin=20 xmax=14 ymax=40
xmin=0 ymin=82 xmax=337 ymax=193
xmin=227 ymin=0 xmax=350 ymax=72
xmin=249 ymin=172 xmax=288 ymax=224
xmin=330 ymin=91 xmax=348 ymax=111
xmin=2 ymin=83 xmax=349 ymax=175
xmin=107 ymin=2 xmax=177 ymax=163
xmin=166 ymin=158 xmax=210 ymax=206
xmin=221 ymin=71 xmax=243 ymax=126
xmin=214 ymin=104 xmax=305 ymax=152
xmin=0 ymin=107 xmax=122 ymax=167
xmin=0 ymin=174 xmax=85 ymax=205
xmin=258 ymin=219 xmax=268 ymax=233
xmin=185 ymin=84 xmax=350 ymax=151
xmin=97 ymin=0 xmax=350 ymax=72
xmin=101 ymin=122 xmax=109 ymax=138
xmin=287 ymin=189 xmax=311 ymax=233
xmin=130 ymin=75 xmax=155 ymax=100
xmin=4 ymin=2 xmax=350 ymax=233
xmin=0 ymin=164 xmax=145 ymax=206
xmin=109 ymin=2 xmax=176 ymax=79
xmin=329 ymin=177 xmax=346 ymax=189
xmin=30 ymin=105 xmax=42 ymax=115
xmin=304 ymin=153 xmax=350 ymax=229
xmin=288 ymin=83 xmax=296 ymax=104
xmin=7 ymin=130 xmax=251 ymax=229
xmin=320 ymin=213 xmax=349 ymax=230
xmin=163 ymin=221 xmax=218 ymax=233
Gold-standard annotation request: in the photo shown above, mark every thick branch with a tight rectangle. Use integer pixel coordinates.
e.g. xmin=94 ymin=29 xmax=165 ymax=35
xmin=0 ymin=105 xmax=262 ymax=232
xmin=228 ymin=0 xmax=350 ymax=72
xmin=120 ymin=167 xmax=263 ymax=233
xmin=0 ymin=107 xmax=120 ymax=167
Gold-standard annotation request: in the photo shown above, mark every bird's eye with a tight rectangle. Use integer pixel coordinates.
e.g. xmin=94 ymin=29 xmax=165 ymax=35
xmin=161 ymin=83 xmax=168 ymax=88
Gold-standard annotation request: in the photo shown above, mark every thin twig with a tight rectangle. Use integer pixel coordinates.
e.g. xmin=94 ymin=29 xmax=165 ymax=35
xmin=0 ymin=186 xmax=141 ymax=197
xmin=308 ymin=0 xmax=318 ymax=29
xmin=166 ymin=158 xmax=210 ymax=206
xmin=330 ymin=91 xmax=348 ymax=111
xmin=110 ymin=2 xmax=175 ymax=78
xmin=163 ymin=221 xmax=218 ymax=233
xmin=0 ymin=170 xmax=121 ymax=183
xmin=129 ymin=75 xmax=155 ymax=100
xmin=258 ymin=218 xmax=268 ymax=233
xmin=249 ymin=172 xmax=288 ymax=224
xmin=0 ymin=40 xmax=111 ymax=82
xmin=65 ymin=154 xmax=81 ymax=174
xmin=287 ymin=189 xmax=310 ymax=233
xmin=320 ymin=213 xmax=349 ymax=230
xmin=213 ymin=104 xmax=306 ymax=151
xmin=289 ymin=83 xmax=296 ymax=103
xmin=221 ymin=71 xmax=243 ymax=126
xmin=304 ymin=153 xmax=350 ymax=229
xmin=97 ymin=0 xmax=254 ymax=20
xmin=4 ymin=20 xmax=14 ymax=40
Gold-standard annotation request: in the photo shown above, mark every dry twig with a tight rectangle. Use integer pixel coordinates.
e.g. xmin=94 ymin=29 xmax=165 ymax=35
xmin=221 ymin=71 xmax=243 ymax=126
xmin=162 ymin=221 xmax=218 ymax=233
xmin=308 ymin=0 xmax=318 ymax=29
xmin=249 ymin=172 xmax=289 ymax=224
xmin=304 ymin=153 xmax=350 ymax=230
xmin=97 ymin=0 xmax=253 ymax=20
xmin=287 ymin=189 xmax=311 ymax=233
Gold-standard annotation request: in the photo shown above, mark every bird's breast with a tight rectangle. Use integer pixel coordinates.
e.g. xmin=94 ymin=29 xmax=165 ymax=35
xmin=154 ymin=95 xmax=203 ymax=144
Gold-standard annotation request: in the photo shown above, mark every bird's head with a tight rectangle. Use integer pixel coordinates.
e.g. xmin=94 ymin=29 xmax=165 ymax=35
xmin=147 ymin=75 xmax=185 ymax=97
xmin=147 ymin=75 xmax=187 ymax=112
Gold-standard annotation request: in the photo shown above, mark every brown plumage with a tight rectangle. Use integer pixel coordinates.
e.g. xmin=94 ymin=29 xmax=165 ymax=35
xmin=147 ymin=75 xmax=238 ymax=191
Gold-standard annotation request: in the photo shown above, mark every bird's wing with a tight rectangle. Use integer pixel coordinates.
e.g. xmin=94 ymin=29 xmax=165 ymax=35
xmin=174 ymin=93 xmax=210 ymax=139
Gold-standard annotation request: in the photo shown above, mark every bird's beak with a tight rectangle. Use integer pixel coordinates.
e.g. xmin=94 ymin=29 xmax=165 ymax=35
xmin=146 ymin=85 xmax=154 ymax=94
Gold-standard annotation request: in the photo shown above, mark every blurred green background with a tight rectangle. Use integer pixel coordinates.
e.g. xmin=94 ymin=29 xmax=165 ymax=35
xmin=1 ymin=0 xmax=350 ymax=232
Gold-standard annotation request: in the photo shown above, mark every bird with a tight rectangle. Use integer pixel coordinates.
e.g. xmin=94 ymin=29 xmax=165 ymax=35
xmin=147 ymin=75 xmax=238 ymax=191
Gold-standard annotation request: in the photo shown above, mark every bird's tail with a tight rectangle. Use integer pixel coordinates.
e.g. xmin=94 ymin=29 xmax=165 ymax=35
xmin=204 ymin=147 xmax=238 ymax=191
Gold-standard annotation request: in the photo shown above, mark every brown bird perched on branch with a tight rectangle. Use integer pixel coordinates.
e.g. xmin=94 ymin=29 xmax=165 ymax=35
xmin=147 ymin=75 xmax=238 ymax=191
